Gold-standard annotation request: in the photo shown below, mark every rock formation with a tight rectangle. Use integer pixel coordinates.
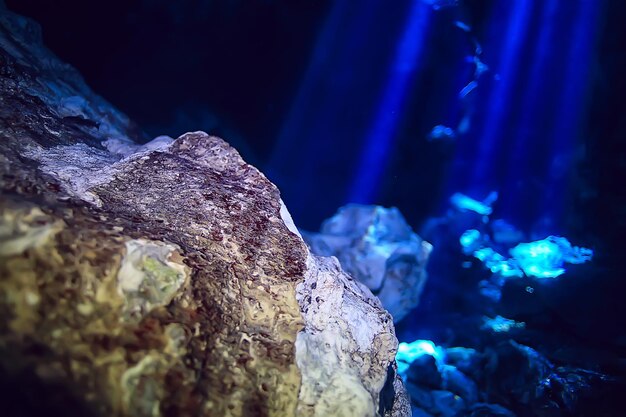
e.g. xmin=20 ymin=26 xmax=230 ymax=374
xmin=0 ymin=6 xmax=408 ymax=417
xmin=304 ymin=205 xmax=432 ymax=322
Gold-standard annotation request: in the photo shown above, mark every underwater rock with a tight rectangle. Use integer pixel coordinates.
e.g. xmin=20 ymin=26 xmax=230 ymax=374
xmin=481 ymin=315 xmax=526 ymax=333
xmin=379 ymin=363 xmax=413 ymax=417
xmin=295 ymin=255 xmax=401 ymax=417
xmin=484 ymin=340 xmax=554 ymax=405
xmin=406 ymin=354 xmax=442 ymax=389
xmin=399 ymin=337 xmax=615 ymax=417
xmin=444 ymin=347 xmax=480 ymax=375
xmin=440 ymin=364 xmax=478 ymax=405
xmin=468 ymin=403 xmax=516 ymax=417
xmin=405 ymin=382 xmax=435 ymax=412
xmin=411 ymin=406 xmax=435 ymax=417
xmin=0 ymin=7 xmax=144 ymax=149
xmin=431 ymin=389 xmax=466 ymax=417
xmin=303 ymin=205 xmax=432 ymax=322
xmin=0 ymin=7 xmax=408 ymax=417
xmin=508 ymin=236 xmax=593 ymax=279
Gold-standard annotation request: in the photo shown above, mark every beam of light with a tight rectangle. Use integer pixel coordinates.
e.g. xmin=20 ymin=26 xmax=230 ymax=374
xmin=264 ymin=1 xmax=382 ymax=223
xmin=543 ymin=0 xmax=602 ymax=229
xmin=267 ymin=1 xmax=357 ymax=172
xmin=347 ymin=1 xmax=432 ymax=204
xmin=396 ymin=339 xmax=445 ymax=376
xmin=470 ymin=1 xmax=533 ymax=187
xmin=500 ymin=0 xmax=559 ymax=222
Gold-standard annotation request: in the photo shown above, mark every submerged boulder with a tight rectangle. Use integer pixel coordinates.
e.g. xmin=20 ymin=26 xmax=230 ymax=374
xmin=303 ymin=205 xmax=432 ymax=322
xmin=0 ymin=6 xmax=407 ymax=417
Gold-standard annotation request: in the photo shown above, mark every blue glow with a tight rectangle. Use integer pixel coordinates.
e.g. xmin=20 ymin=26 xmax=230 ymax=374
xmin=488 ymin=260 xmax=523 ymax=278
xmin=509 ymin=236 xmax=593 ymax=279
xmin=481 ymin=315 xmax=526 ymax=333
xmin=348 ymin=1 xmax=431 ymax=203
xmin=458 ymin=80 xmax=478 ymax=99
xmin=473 ymin=247 xmax=497 ymax=262
xmin=501 ymin=0 xmax=559 ymax=220
xmin=422 ymin=0 xmax=458 ymax=11
xmin=449 ymin=192 xmax=496 ymax=216
xmin=491 ymin=219 xmax=525 ymax=245
xmin=544 ymin=0 xmax=601 ymax=225
xmin=454 ymin=20 xmax=471 ymax=33
xmin=397 ymin=339 xmax=445 ymax=376
xmin=459 ymin=229 xmax=480 ymax=251
xmin=428 ymin=124 xmax=456 ymax=141
xmin=463 ymin=230 xmax=593 ymax=281
xmin=471 ymin=0 xmax=533 ymax=186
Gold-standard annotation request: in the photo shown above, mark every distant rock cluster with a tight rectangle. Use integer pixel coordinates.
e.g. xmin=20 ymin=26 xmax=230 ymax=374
xmin=397 ymin=339 xmax=610 ymax=417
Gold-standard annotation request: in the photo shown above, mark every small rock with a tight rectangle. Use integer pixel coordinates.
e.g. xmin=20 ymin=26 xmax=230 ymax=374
xmin=407 ymin=354 xmax=443 ymax=389
xmin=431 ymin=390 xmax=466 ymax=417
xmin=444 ymin=347 xmax=480 ymax=375
xmin=441 ymin=364 xmax=478 ymax=404
xmin=406 ymin=382 xmax=435 ymax=411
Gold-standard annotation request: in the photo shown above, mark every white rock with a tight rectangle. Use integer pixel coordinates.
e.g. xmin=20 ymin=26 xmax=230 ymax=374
xmin=295 ymin=253 xmax=399 ymax=417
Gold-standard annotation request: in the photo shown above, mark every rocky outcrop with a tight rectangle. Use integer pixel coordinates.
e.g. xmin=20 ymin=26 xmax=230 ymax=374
xmin=0 ymin=6 xmax=407 ymax=417
xmin=304 ymin=205 xmax=432 ymax=322
xmin=296 ymin=255 xmax=402 ymax=417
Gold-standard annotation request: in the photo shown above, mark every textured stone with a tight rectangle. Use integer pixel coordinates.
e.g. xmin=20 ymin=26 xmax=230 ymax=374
xmin=303 ymin=205 xmax=432 ymax=322
xmin=0 ymin=6 xmax=408 ymax=417
xmin=295 ymin=255 xmax=398 ymax=417
xmin=1 ymin=131 xmax=308 ymax=417
xmin=406 ymin=353 xmax=442 ymax=389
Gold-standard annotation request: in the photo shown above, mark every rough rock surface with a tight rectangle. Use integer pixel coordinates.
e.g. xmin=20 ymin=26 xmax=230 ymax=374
xmin=0 ymin=6 xmax=408 ymax=417
xmin=303 ymin=205 xmax=432 ymax=322
xmin=295 ymin=254 xmax=403 ymax=417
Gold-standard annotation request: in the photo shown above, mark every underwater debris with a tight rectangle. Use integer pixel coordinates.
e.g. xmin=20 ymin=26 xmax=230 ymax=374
xmin=427 ymin=14 xmax=489 ymax=141
xmin=509 ymin=236 xmax=593 ymax=278
xmin=422 ymin=0 xmax=459 ymax=11
xmin=461 ymin=230 xmax=593 ymax=281
xmin=458 ymin=80 xmax=478 ymax=99
xmin=481 ymin=315 xmax=526 ymax=333
xmin=454 ymin=20 xmax=471 ymax=33
xmin=428 ymin=125 xmax=456 ymax=142
xmin=450 ymin=192 xmax=498 ymax=216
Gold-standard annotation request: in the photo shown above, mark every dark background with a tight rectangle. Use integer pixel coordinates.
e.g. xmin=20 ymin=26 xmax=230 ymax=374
xmin=4 ymin=0 xmax=623 ymax=237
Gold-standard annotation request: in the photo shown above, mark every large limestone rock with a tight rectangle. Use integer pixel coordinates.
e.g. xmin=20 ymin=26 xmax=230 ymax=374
xmin=0 ymin=6 xmax=408 ymax=417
